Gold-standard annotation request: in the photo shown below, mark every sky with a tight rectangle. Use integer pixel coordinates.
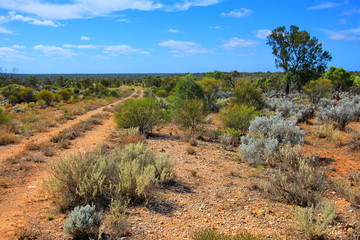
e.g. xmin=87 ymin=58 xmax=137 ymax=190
xmin=0 ymin=0 xmax=359 ymax=74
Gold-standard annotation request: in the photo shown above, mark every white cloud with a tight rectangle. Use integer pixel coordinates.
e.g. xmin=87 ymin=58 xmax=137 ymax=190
xmin=168 ymin=0 xmax=221 ymax=11
xmin=168 ymin=28 xmax=180 ymax=33
xmin=104 ymin=45 xmax=150 ymax=56
xmin=80 ymin=36 xmax=90 ymax=41
xmin=0 ymin=46 xmax=30 ymax=60
xmin=11 ymin=44 xmax=25 ymax=49
xmin=308 ymin=2 xmax=343 ymax=10
xmin=33 ymin=45 xmax=78 ymax=58
xmin=116 ymin=18 xmax=130 ymax=23
xmin=210 ymin=26 xmax=222 ymax=29
xmin=325 ymin=28 xmax=360 ymax=40
xmin=255 ymin=29 xmax=271 ymax=39
xmin=63 ymin=44 xmax=100 ymax=49
xmin=158 ymin=40 xmax=212 ymax=56
xmin=221 ymin=8 xmax=252 ymax=18
xmin=0 ymin=26 xmax=12 ymax=34
xmin=4 ymin=11 xmax=62 ymax=26
xmin=220 ymin=37 xmax=259 ymax=49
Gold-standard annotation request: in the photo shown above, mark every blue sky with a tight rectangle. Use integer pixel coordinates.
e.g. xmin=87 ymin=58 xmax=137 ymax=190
xmin=0 ymin=0 xmax=359 ymax=74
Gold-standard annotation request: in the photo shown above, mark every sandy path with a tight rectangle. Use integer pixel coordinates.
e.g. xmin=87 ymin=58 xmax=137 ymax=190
xmin=0 ymin=90 xmax=142 ymax=239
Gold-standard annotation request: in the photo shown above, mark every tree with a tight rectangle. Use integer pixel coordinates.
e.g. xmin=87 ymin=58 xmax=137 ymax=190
xmin=323 ymin=66 xmax=353 ymax=91
xmin=232 ymin=79 xmax=265 ymax=110
xmin=267 ymin=25 xmax=332 ymax=93
xmin=198 ymin=77 xmax=222 ymax=112
xmin=173 ymin=74 xmax=206 ymax=109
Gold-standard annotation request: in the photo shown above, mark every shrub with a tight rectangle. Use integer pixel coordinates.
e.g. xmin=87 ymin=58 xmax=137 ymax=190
xmin=56 ymin=89 xmax=72 ymax=102
xmin=302 ymin=78 xmax=333 ymax=104
xmin=103 ymin=200 xmax=128 ymax=239
xmin=0 ymin=84 xmax=24 ymax=104
xmin=268 ymin=145 xmax=326 ymax=207
xmin=173 ymin=74 xmax=205 ymax=109
xmin=46 ymin=143 xmax=173 ymax=211
xmin=219 ymin=104 xmax=260 ymax=133
xmin=331 ymin=176 xmax=360 ymax=205
xmin=0 ymin=108 xmax=11 ymax=125
xmin=295 ymin=201 xmax=336 ymax=239
xmin=232 ymin=79 xmax=265 ymax=110
xmin=0 ymin=126 xmax=19 ymax=145
xmin=18 ymin=87 xmax=35 ymax=103
xmin=193 ymin=228 xmax=262 ymax=240
xmin=35 ymin=90 xmax=55 ymax=105
xmin=64 ymin=204 xmax=103 ymax=239
xmin=317 ymin=100 xmax=355 ymax=130
xmin=240 ymin=115 xmax=306 ymax=165
xmin=313 ymin=124 xmax=340 ymax=140
xmin=266 ymin=98 xmax=314 ymax=123
xmin=173 ymin=98 xmax=207 ymax=130
xmin=115 ymin=97 xmax=165 ymax=134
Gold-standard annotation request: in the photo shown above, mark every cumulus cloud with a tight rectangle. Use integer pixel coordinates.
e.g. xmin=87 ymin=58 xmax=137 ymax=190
xmin=220 ymin=37 xmax=259 ymax=49
xmin=63 ymin=44 xmax=100 ymax=49
xmin=221 ymin=8 xmax=252 ymax=18
xmin=308 ymin=1 xmax=344 ymax=10
xmin=0 ymin=11 xmax=62 ymax=27
xmin=104 ymin=45 xmax=150 ymax=56
xmin=158 ymin=40 xmax=212 ymax=56
xmin=255 ymin=29 xmax=271 ymax=39
xmin=325 ymin=28 xmax=360 ymax=40
xmin=33 ymin=45 xmax=78 ymax=58
xmin=0 ymin=46 xmax=31 ymax=60
xmin=168 ymin=28 xmax=180 ymax=33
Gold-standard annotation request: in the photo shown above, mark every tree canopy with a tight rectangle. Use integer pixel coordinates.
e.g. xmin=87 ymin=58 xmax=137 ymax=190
xmin=267 ymin=25 xmax=332 ymax=93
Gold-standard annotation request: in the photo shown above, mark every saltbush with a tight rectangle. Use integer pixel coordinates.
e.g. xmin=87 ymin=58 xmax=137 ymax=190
xmin=240 ymin=115 xmax=305 ymax=165
xmin=317 ymin=100 xmax=356 ymax=130
xmin=46 ymin=143 xmax=173 ymax=211
xmin=64 ymin=204 xmax=103 ymax=239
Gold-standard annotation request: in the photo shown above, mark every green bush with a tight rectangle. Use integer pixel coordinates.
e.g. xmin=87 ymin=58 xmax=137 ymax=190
xmin=219 ymin=104 xmax=260 ymax=133
xmin=19 ymin=87 xmax=35 ymax=103
xmin=0 ymin=84 xmax=25 ymax=104
xmin=35 ymin=90 xmax=55 ymax=105
xmin=115 ymin=97 xmax=165 ymax=134
xmin=0 ymin=108 xmax=12 ymax=125
xmin=302 ymin=78 xmax=333 ymax=104
xmin=64 ymin=204 xmax=103 ymax=239
xmin=232 ymin=79 xmax=265 ymax=110
xmin=46 ymin=143 xmax=173 ymax=211
xmin=56 ymin=89 xmax=72 ymax=102
xmin=173 ymin=74 xmax=206 ymax=109
xmin=173 ymin=98 xmax=207 ymax=130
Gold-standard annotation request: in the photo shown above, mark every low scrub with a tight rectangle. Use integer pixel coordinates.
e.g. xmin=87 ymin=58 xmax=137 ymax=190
xmin=193 ymin=228 xmax=263 ymax=240
xmin=295 ymin=201 xmax=336 ymax=240
xmin=313 ymin=124 xmax=340 ymax=140
xmin=46 ymin=143 xmax=173 ymax=211
xmin=219 ymin=104 xmax=260 ymax=133
xmin=64 ymin=204 xmax=103 ymax=240
xmin=0 ymin=126 xmax=19 ymax=145
xmin=268 ymin=145 xmax=326 ymax=207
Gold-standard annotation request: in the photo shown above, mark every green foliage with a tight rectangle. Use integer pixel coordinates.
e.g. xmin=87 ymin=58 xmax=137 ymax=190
xmin=0 ymin=84 xmax=25 ymax=104
xmin=193 ymin=228 xmax=263 ymax=240
xmin=56 ymin=89 xmax=72 ymax=102
xmin=267 ymin=25 xmax=332 ymax=93
xmin=155 ymin=88 xmax=168 ymax=98
xmin=295 ymin=201 xmax=336 ymax=240
xmin=324 ymin=66 xmax=353 ymax=91
xmin=199 ymin=77 xmax=222 ymax=112
xmin=0 ymin=108 xmax=12 ymax=125
xmin=35 ymin=90 xmax=55 ymax=105
xmin=174 ymin=98 xmax=207 ymax=130
xmin=302 ymin=78 xmax=333 ymax=103
xmin=173 ymin=74 xmax=205 ymax=108
xmin=354 ymin=76 xmax=360 ymax=87
xmin=115 ymin=97 xmax=165 ymax=134
xmin=232 ymin=79 xmax=265 ymax=110
xmin=18 ymin=87 xmax=35 ymax=103
xmin=46 ymin=143 xmax=173 ymax=211
xmin=219 ymin=104 xmax=260 ymax=133
xmin=64 ymin=204 xmax=103 ymax=239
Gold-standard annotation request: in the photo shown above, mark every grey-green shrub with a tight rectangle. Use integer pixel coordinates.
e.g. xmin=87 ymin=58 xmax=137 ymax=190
xmin=240 ymin=115 xmax=305 ymax=165
xmin=46 ymin=143 xmax=173 ymax=211
xmin=317 ymin=100 xmax=356 ymax=130
xmin=64 ymin=204 xmax=103 ymax=239
xmin=295 ymin=201 xmax=336 ymax=239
